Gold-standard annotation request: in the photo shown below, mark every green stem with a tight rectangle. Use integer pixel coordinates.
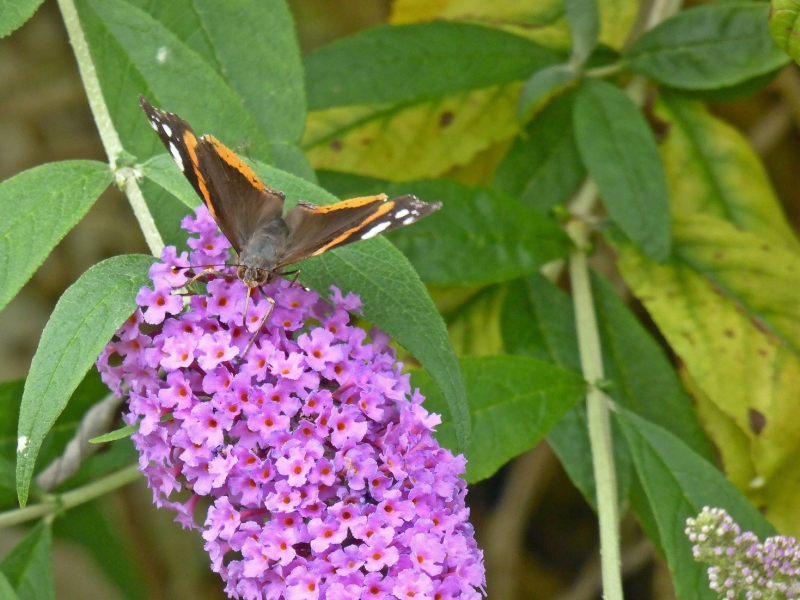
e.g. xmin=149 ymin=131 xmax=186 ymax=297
xmin=561 ymin=3 xmax=683 ymax=598
xmin=56 ymin=0 xmax=164 ymax=256
xmin=585 ymin=62 xmax=623 ymax=79
xmin=567 ymin=219 xmax=622 ymax=600
xmin=0 ymin=465 xmax=140 ymax=529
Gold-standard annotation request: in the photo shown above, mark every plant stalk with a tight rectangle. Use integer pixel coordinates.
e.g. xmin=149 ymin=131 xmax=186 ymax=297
xmin=0 ymin=465 xmax=141 ymax=529
xmin=56 ymin=0 xmax=164 ymax=256
xmin=567 ymin=219 xmax=622 ymax=600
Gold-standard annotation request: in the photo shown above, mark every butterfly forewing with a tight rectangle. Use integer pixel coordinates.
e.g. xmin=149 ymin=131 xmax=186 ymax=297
xmin=278 ymin=194 xmax=441 ymax=269
xmin=139 ymin=96 xmax=284 ymax=254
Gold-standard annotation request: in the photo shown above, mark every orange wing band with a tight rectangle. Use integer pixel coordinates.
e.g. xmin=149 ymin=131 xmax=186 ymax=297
xmin=309 ymin=194 xmax=388 ymax=213
xmin=182 ymin=131 xmax=213 ymax=217
xmin=205 ymin=136 xmax=267 ymax=192
xmin=311 ymin=200 xmax=396 ymax=256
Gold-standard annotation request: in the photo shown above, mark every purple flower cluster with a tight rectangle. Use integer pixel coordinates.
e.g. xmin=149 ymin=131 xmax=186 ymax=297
xmin=97 ymin=206 xmax=485 ymax=600
xmin=686 ymin=507 xmax=800 ymax=599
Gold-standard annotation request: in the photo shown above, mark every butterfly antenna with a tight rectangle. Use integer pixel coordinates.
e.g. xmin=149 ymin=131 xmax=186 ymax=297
xmin=181 ymin=265 xmax=232 ymax=288
xmin=240 ymin=295 xmax=276 ymax=359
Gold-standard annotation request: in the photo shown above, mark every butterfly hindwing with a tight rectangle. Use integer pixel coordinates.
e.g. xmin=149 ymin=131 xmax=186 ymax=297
xmin=278 ymin=194 xmax=442 ymax=268
xmin=139 ymin=96 xmax=284 ymax=254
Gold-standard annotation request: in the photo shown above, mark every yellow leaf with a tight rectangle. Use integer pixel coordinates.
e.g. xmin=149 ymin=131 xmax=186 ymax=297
xmin=390 ymin=0 xmax=453 ymax=24
xmin=389 ymin=0 xmax=639 ymax=52
xmin=674 ymin=215 xmax=800 ymax=353
xmin=443 ymin=137 xmax=515 ymax=185
xmin=681 ymin=366 xmax=757 ymax=492
xmin=618 ymin=236 xmax=800 ymax=533
xmin=656 ymin=95 xmax=800 ymax=252
xmin=761 ymin=445 xmax=800 ymax=535
xmin=448 ymin=286 xmax=506 ymax=357
xmin=303 ymin=83 xmax=522 ymax=182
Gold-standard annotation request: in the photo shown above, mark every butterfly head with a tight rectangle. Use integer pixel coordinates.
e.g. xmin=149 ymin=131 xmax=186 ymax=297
xmin=236 ymin=264 xmax=272 ymax=288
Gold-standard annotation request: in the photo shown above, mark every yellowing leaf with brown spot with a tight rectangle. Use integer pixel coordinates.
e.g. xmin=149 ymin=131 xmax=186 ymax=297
xmin=674 ymin=216 xmax=800 ymax=353
xmin=390 ymin=0 xmax=639 ymax=52
xmin=656 ymin=95 xmax=800 ymax=252
xmin=303 ymin=84 xmax=522 ymax=182
xmin=619 ymin=91 xmax=800 ymax=534
xmin=618 ymin=229 xmax=800 ymax=533
xmin=681 ymin=367 xmax=757 ymax=492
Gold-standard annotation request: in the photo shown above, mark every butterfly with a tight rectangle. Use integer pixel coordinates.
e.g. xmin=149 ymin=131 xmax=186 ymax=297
xmin=139 ymin=96 xmax=441 ymax=290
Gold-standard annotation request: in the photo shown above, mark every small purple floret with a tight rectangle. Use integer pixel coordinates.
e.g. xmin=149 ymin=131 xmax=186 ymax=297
xmin=97 ymin=206 xmax=485 ymax=599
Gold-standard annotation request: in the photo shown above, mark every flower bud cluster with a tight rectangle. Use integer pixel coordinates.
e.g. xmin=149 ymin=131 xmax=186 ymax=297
xmin=97 ymin=206 xmax=485 ymax=599
xmin=686 ymin=507 xmax=800 ymax=599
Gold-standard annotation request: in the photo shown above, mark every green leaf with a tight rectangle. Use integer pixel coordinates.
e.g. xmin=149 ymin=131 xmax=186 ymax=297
xmin=0 ymin=572 xmax=20 ymax=600
xmin=316 ymin=171 xmax=390 ymax=200
xmin=517 ymin=63 xmax=577 ymax=119
xmin=500 ymin=272 xmax=713 ymax=505
xmin=565 ymin=0 xmax=599 ymax=65
xmin=573 ymin=78 xmax=671 ymax=261
xmin=388 ymin=0 xmax=640 ymax=56
xmin=667 ymin=69 xmax=781 ymax=103
xmin=305 ymin=21 xmax=559 ymax=110
xmin=384 ymin=179 xmax=571 ymax=285
xmin=626 ymin=2 xmax=789 ymax=91
xmin=140 ymin=154 xmax=199 ymax=209
xmin=617 ymin=408 xmax=775 ymax=600
xmin=0 ymin=161 xmax=113 ymax=314
xmin=16 ymin=254 xmax=153 ymax=507
xmin=0 ymin=0 xmax=43 ymax=37
xmin=412 ymin=355 xmax=587 ymax=482
xmin=144 ymin=0 xmax=305 ymax=144
xmin=496 ymin=91 xmax=586 ymax=213
xmin=0 ymin=522 xmax=53 ymax=600
xmin=770 ymin=0 xmax=800 ymax=64
xmin=89 ymin=424 xmax=137 ymax=444
xmin=0 ymin=370 xmax=109 ymax=477
xmin=76 ymin=0 xmax=272 ymax=162
xmin=591 ymin=273 xmax=713 ymax=460
xmin=247 ymin=162 xmax=470 ymax=454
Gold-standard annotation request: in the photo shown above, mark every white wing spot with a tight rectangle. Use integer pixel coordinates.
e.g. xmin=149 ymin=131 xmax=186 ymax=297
xmin=169 ymin=142 xmax=185 ymax=171
xmin=162 ymin=123 xmax=173 ymax=137
xmin=411 ymin=210 xmax=419 ymax=216
xmin=402 ymin=217 xmax=415 ymax=225
xmin=17 ymin=436 xmax=27 ymax=453
xmin=156 ymin=46 xmax=168 ymax=64
xmin=394 ymin=209 xmax=410 ymax=219
xmin=361 ymin=221 xmax=392 ymax=239
xmin=149 ymin=119 xmax=159 ymax=131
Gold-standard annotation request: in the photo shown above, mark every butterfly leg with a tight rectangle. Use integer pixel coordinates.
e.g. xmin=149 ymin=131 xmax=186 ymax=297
xmin=240 ymin=295 xmax=276 ymax=359
xmin=182 ymin=267 xmax=226 ymax=288
xmin=282 ymin=270 xmax=309 ymax=291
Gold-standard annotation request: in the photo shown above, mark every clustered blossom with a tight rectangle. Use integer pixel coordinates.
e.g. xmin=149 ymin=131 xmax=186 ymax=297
xmin=686 ymin=507 xmax=800 ymax=599
xmin=96 ymin=206 xmax=485 ymax=600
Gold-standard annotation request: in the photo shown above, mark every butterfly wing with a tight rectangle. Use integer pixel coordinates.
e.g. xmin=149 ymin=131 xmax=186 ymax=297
xmin=277 ymin=194 xmax=442 ymax=268
xmin=139 ymin=96 xmax=284 ymax=254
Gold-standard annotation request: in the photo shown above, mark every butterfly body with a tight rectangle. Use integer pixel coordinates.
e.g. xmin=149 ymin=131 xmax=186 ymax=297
xmin=139 ymin=96 xmax=441 ymax=286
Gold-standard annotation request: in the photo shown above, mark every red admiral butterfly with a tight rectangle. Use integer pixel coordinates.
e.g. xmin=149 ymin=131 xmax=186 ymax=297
xmin=139 ymin=96 xmax=441 ymax=289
